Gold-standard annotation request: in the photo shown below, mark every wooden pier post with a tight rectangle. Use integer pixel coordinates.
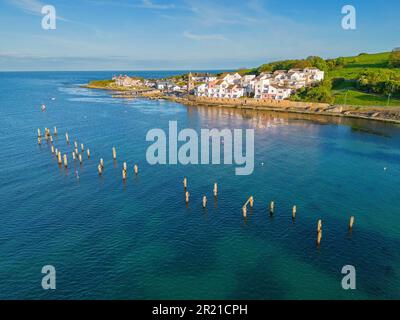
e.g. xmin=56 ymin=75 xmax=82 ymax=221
xmin=242 ymin=206 xmax=247 ymax=218
xmin=100 ymin=158 xmax=104 ymax=168
xmin=122 ymin=169 xmax=127 ymax=181
xmin=349 ymin=216 xmax=355 ymax=229
xmin=242 ymin=196 xmax=254 ymax=218
xmin=81 ymin=143 xmax=84 ymax=152
xmin=72 ymin=151 xmax=76 ymax=160
xmin=98 ymin=164 xmax=103 ymax=175
xmin=78 ymin=154 xmax=83 ymax=164
xmin=37 ymin=128 xmax=42 ymax=138
xmin=123 ymin=162 xmax=127 ymax=171
xmin=74 ymin=147 xmax=79 ymax=155
xmin=112 ymin=147 xmax=117 ymax=161
xmin=202 ymin=196 xmax=207 ymax=208
xmin=213 ymin=183 xmax=218 ymax=197
xmin=292 ymin=205 xmax=297 ymax=219
xmin=317 ymin=219 xmax=322 ymax=233
xmin=65 ymin=133 xmax=69 ymax=144
xmin=183 ymin=177 xmax=187 ymax=189
xmin=57 ymin=152 xmax=62 ymax=164
xmin=50 ymin=136 xmax=53 ymax=143
xmin=38 ymin=137 xmax=42 ymax=145
xmin=63 ymin=154 xmax=68 ymax=168
xmin=74 ymin=141 xmax=78 ymax=149
xmin=53 ymin=126 xmax=58 ymax=136
xmin=87 ymin=149 xmax=90 ymax=159
xmin=134 ymin=164 xmax=138 ymax=175
xmin=270 ymin=201 xmax=275 ymax=216
xmin=185 ymin=191 xmax=190 ymax=204
xmin=55 ymin=148 xmax=58 ymax=156
xmin=51 ymin=145 xmax=55 ymax=154
xmin=317 ymin=230 xmax=322 ymax=246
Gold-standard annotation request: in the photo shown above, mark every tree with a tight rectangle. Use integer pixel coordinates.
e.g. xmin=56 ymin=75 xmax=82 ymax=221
xmin=388 ymin=49 xmax=400 ymax=68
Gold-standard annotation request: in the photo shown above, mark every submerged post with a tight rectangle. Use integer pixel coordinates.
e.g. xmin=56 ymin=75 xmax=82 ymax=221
xmin=78 ymin=154 xmax=83 ymax=164
xmin=202 ymin=196 xmax=207 ymax=208
xmin=122 ymin=169 xmax=127 ymax=181
xmin=270 ymin=201 xmax=275 ymax=216
xmin=57 ymin=152 xmax=62 ymax=164
xmin=134 ymin=164 xmax=138 ymax=175
xmin=123 ymin=162 xmax=127 ymax=171
xmin=87 ymin=149 xmax=90 ymax=159
xmin=242 ymin=206 xmax=247 ymax=218
xmin=349 ymin=216 xmax=355 ymax=230
xmin=72 ymin=151 xmax=76 ymax=160
xmin=51 ymin=145 xmax=55 ymax=154
xmin=98 ymin=164 xmax=103 ymax=175
xmin=53 ymin=126 xmax=58 ymax=136
xmin=213 ymin=183 xmax=218 ymax=197
xmin=112 ymin=147 xmax=117 ymax=161
xmin=249 ymin=196 xmax=254 ymax=208
xmin=292 ymin=205 xmax=297 ymax=220
xmin=81 ymin=143 xmax=84 ymax=152
xmin=185 ymin=191 xmax=190 ymax=204
xmin=37 ymin=128 xmax=42 ymax=138
xmin=65 ymin=133 xmax=69 ymax=144
xmin=100 ymin=158 xmax=104 ymax=168
xmin=63 ymin=154 xmax=68 ymax=168
xmin=317 ymin=219 xmax=322 ymax=233
xmin=183 ymin=177 xmax=187 ymax=189
xmin=38 ymin=137 xmax=42 ymax=145
xmin=317 ymin=230 xmax=322 ymax=246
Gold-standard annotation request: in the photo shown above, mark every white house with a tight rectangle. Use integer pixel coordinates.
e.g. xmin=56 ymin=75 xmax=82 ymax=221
xmin=255 ymin=84 xmax=292 ymax=100
xmin=222 ymin=73 xmax=242 ymax=85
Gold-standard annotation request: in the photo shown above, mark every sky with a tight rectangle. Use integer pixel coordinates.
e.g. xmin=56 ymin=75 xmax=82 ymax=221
xmin=0 ymin=0 xmax=399 ymax=71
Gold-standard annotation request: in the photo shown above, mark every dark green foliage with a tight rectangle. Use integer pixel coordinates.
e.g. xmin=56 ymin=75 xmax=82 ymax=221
xmin=291 ymin=79 xmax=334 ymax=104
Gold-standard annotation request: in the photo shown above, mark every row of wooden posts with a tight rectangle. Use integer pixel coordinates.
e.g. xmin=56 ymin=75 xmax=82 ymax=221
xmin=39 ymin=127 xmax=355 ymax=247
xmin=182 ymin=177 xmax=355 ymax=246
xmin=241 ymin=195 xmax=355 ymax=246
xmin=38 ymin=127 xmax=139 ymax=179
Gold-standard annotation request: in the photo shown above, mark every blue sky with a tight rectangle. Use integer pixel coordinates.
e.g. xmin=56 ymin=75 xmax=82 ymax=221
xmin=0 ymin=0 xmax=399 ymax=71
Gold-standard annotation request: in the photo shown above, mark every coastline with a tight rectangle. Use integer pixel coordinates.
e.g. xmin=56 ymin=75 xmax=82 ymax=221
xmin=82 ymin=84 xmax=400 ymax=125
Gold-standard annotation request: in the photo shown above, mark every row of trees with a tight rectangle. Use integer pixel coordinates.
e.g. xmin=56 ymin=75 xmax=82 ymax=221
xmin=356 ymin=70 xmax=400 ymax=96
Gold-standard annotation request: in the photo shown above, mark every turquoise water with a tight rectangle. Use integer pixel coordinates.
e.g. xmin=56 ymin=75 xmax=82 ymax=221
xmin=0 ymin=72 xmax=399 ymax=300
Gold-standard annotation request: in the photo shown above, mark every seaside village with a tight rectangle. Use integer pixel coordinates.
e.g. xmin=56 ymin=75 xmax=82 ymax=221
xmin=112 ymin=68 xmax=325 ymax=101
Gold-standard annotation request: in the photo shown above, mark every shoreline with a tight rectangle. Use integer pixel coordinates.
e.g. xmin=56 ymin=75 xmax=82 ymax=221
xmin=81 ymin=85 xmax=400 ymax=125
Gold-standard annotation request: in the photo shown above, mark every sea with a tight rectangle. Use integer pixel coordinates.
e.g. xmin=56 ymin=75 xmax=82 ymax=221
xmin=0 ymin=71 xmax=399 ymax=299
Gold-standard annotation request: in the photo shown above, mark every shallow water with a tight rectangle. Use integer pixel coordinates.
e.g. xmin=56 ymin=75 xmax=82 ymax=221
xmin=0 ymin=71 xmax=399 ymax=299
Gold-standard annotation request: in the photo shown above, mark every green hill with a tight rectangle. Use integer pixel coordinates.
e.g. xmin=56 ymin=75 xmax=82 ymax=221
xmin=240 ymin=50 xmax=400 ymax=107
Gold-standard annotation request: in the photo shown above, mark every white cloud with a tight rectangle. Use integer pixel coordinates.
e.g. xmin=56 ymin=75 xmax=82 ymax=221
xmin=8 ymin=0 xmax=69 ymax=21
xmin=8 ymin=0 xmax=43 ymax=15
xmin=183 ymin=31 xmax=227 ymax=41
xmin=138 ymin=0 xmax=175 ymax=10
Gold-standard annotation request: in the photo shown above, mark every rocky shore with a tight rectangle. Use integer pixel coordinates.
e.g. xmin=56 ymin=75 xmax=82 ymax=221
xmin=83 ymin=85 xmax=400 ymax=125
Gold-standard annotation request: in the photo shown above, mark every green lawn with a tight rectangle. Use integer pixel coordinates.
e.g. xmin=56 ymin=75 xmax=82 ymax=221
xmin=333 ymin=89 xmax=400 ymax=107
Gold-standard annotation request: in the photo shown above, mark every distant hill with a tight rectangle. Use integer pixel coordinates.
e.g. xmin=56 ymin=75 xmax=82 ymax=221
xmin=239 ymin=51 xmax=400 ymax=107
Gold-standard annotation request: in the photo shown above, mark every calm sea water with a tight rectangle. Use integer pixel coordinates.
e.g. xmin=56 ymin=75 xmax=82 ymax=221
xmin=0 ymin=71 xmax=399 ymax=300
